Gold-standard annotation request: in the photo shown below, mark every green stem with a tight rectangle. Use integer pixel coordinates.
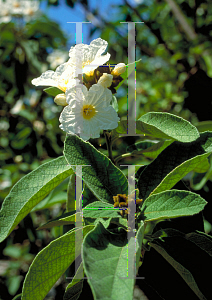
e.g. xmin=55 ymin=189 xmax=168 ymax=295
xmin=114 ymin=152 xmax=143 ymax=164
xmin=104 ymin=130 xmax=116 ymax=165
xmin=114 ymin=152 xmax=132 ymax=164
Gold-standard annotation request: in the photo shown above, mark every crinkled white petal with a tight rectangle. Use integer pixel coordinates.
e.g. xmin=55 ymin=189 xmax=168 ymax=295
xmin=31 ymin=61 xmax=78 ymax=91
xmin=59 ymin=103 xmax=119 ymax=141
xmin=60 ymin=82 xmax=119 ymax=141
xmin=88 ymin=84 xmax=113 ymax=106
xmin=31 ymin=70 xmax=58 ymax=87
xmin=65 ymin=84 xmax=112 ymax=107
xmin=83 ymin=53 xmax=110 ymax=73
xmin=65 ymin=84 xmax=88 ymax=106
xmin=69 ymin=38 xmax=108 ymax=61
xmin=59 ymin=104 xmax=85 ymax=138
xmin=68 ymin=38 xmax=110 ymax=74
xmin=91 ymin=106 xmax=120 ymax=130
xmin=32 ymin=38 xmax=110 ymax=91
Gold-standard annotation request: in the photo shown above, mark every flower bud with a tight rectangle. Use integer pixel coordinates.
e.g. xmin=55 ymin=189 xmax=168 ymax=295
xmin=54 ymin=94 xmax=68 ymax=106
xmin=111 ymin=63 xmax=126 ymax=76
xmin=97 ymin=73 xmax=113 ymax=88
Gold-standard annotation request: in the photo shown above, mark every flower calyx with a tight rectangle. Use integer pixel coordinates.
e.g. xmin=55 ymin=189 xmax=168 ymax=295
xmin=83 ymin=64 xmax=124 ymax=94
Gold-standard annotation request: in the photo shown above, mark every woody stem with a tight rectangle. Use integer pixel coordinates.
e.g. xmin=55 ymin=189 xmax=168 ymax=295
xmin=103 ymin=130 xmax=116 ymax=165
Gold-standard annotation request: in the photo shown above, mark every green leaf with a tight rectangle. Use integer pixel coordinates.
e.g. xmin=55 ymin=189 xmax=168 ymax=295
xmin=151 ymin=153 xmax=210 ymax=196
xmin=82 ymin=222 xmax=135 ymax=300
xmin=35 ymin=191 xmax=67 ymax=209
xmin=31 ymin=178 xmax=68 ymax=211
xmin=137 ymin=132 xmax=212 ymax=199
xmin=37 ymin=211 xmax=76 ymax=230
xmin=83 ymin=201 xmax=121 ymax=218
xmin=63 ymin=263 xmax=84 ymax=300
xmin=91 ymin=217 xmax=113 ymax=228
xmin=127 ymin=139 xmax=173 ymax=159
xmin=84 ymin=216 xmax=128 ymax=230
xmin=114 ymin=120 xmax=128 ymax=134
xmin=0 ymin=156 xmax=74 ymax=243
xmin=150 ymin=242 xmax=207 ymax=300
xmin=137 ymin=112 xmax=200 ymax=142
xmin=38 ymin=202 xmax=122 ymax=230
xmin=192 ymin=157 xmax=210 ymax=173
xmin=185 ymin=231 xmax=212 ymax=256
xmin=67 ymin=173 xmax=76 ymax=212
xmin=21 ymin=40 xmax=43 ymax=71
xmin=135 ymin=221 xmax=145 ymax=274
xmin=12 ymin=294 xmax=22 ymax=300
xmin=191 ymin=157 xmax=212 ymax=190
xmin=202 ymin=53 xmax=212 ymax=77
xmin=152 ymin=229 xmax=212 ymax=257
xmin=22 ymin=226 xmax=94 ymax=300
xmin=150 ymin=229 xmax=212 ymax=300
xmin=64 ymin=280 xmax=83 ymax=300
xmin=127 ymin=140 xmax=158 ymax=152
xmin=43 ymin=87 xmax=63 ymax=97
xmin=139 ymin=190 xmax=207 ymax=222
xmin=196 ymin=121 xmax=212 ymax=133
xmin=64 ymin=135 xmax=128 ymax=204
xmin=82 ymin=184 xmax=100 ymax=207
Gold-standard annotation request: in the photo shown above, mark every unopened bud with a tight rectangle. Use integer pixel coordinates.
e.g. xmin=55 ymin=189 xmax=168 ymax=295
xmin=97 ymin=73 xmax=113 ymax=88
xmin=111 ymin=63 xmax=126 ymax=76
xmin=54 ymin=94 xmax=68 ymax=106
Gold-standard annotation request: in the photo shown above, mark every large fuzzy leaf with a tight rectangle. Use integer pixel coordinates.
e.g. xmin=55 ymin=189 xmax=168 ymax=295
xmin=0 ymin=157 xmax=74 ymax=243
xmin=139 ymin=190 xmax=207 ymax=222
xmin=64 ymin=135 xmax=128 ymax=204
xmin=136 ymin=112 xmax=199 ymax=142
xmin=22 ymin=226 xmax=94 ymax=300
xmin=137 ymin=132 xmax=212 ymax=199
xmin=82 ymin=222 xmax=135 ymax=300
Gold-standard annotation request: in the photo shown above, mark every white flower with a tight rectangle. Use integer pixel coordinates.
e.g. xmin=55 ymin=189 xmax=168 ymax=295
xmin=32 ymin=38 xmax=110 ymax=92
xmin=68 ymin=38 xmax=110 ymax=75
xmin=10 ymin=99 xmax=24 ymax=114
xmin=11 ymin=0 xmax=39 ymax=16
xmin=47 ymin=50 xmax=69 ymax=70
xmin=31 ymin=62 xmax=79 ymax=92
xmin=0 ymin=0 xmax=11 ymax=23
xmin=0 ymin=0 xmax=40 ymax=23
xmin=59 ymin=84 xmax=119 ymax=140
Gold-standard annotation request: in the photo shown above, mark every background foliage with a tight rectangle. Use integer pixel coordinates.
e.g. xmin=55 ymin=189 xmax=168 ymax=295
xmin=1 ymin=0 xmax=212 ymax=299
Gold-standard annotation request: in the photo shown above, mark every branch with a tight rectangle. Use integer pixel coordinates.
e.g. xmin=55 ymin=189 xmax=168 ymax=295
xmin=165 ymin=0 xmax=197 ymax=41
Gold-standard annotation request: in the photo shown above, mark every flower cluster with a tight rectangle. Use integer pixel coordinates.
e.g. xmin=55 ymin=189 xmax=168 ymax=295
xmin=113 ymin=193 xmax=143 ymax=218
xmin=0 ymin=0 xmax=40 ymax=23
xmin=32 ymin=38 xmax=126 ymax=141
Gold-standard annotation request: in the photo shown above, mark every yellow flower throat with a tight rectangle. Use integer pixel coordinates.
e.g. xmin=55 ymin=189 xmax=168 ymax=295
xmin=82 ymin=104 xmax=96 ymax=120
